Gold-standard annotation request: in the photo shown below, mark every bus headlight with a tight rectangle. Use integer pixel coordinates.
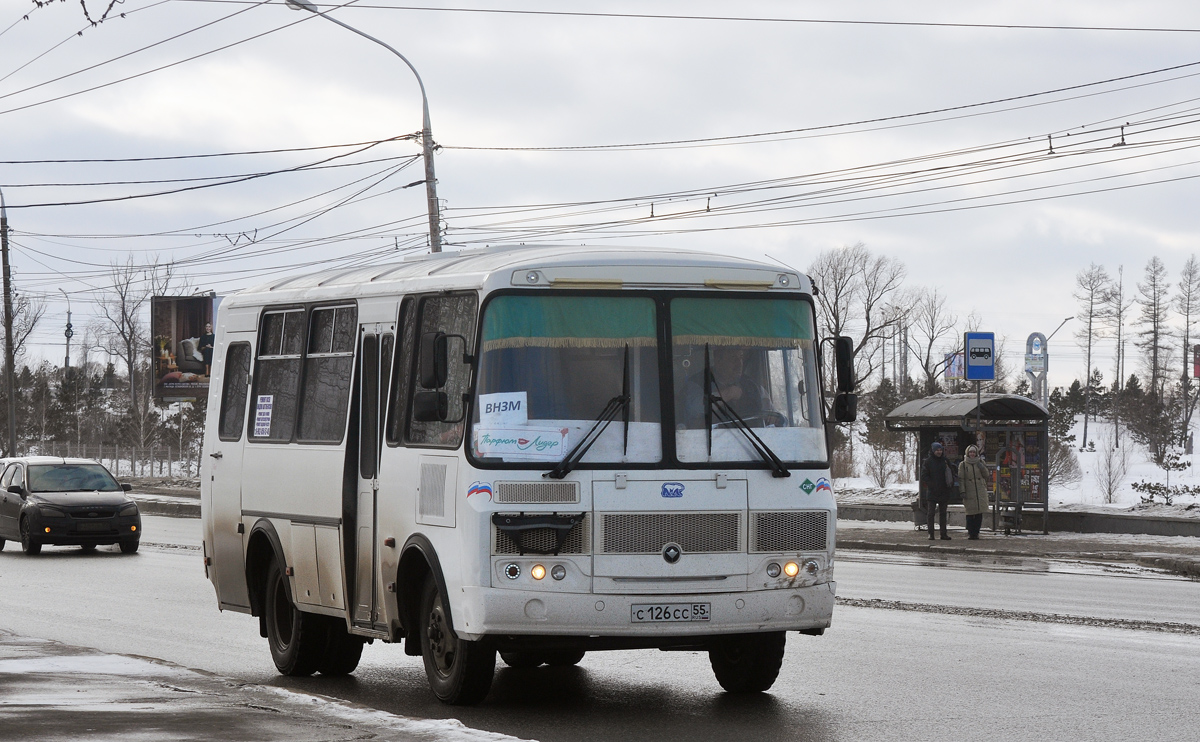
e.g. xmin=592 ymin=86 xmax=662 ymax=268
xmin=551 ymin=564 xmax=567 ymax=581
xmin=531 ymin=564 xmax=546 ymax=581
xmin=783 ymin=561 xmax=800 ymax=578
xmin=503 ymin=563 xmax=521 ymax=580
xmin=766 ymin=563 xmax=781 ymax=578
xmin=803 ymin=559 xmax=820 ymax=576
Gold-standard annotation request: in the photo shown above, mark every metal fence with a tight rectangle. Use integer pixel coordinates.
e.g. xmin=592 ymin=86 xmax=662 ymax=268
xmin=20 ymin=441 xmax=201 ymax=479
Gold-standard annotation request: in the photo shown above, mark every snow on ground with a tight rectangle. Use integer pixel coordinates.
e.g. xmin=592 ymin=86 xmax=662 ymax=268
xmin=833 ymin=415 xmax=1200 ymax=519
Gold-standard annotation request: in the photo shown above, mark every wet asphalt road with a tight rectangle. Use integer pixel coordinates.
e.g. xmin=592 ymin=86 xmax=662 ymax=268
xmin=1 ymin=517 xmax=1199 ymax=741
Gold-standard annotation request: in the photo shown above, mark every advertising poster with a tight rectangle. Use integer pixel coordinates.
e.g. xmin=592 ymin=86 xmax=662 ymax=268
xmin=152 ymin=295 xmax=220 ymax=401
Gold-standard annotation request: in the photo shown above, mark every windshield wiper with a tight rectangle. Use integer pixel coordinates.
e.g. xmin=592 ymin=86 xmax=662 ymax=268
xmin=704 ymin=344 xmax=790 ymax=478
xmin=545 ymin=344 xmax=631 ymax=480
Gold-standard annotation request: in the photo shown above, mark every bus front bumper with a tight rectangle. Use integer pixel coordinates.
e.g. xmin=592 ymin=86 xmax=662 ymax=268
xmin=452 ymin=581 xmax=836 ymax=641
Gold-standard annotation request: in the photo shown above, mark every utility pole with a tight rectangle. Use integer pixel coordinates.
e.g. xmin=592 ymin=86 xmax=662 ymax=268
xmin=60 ymin=288 xmax=73 ymax=378
xmin=0 ymin=188 xmax=17 ymax=457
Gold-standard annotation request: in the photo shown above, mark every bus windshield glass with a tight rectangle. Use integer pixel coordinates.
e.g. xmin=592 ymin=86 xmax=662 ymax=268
xmin=471 ymin=295 xmax=662 ymax=464
xmin=671 ymin=297 xmax=826 ymax=465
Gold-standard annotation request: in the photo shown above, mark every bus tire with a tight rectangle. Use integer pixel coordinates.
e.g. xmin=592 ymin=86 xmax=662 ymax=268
xmin=708 ymin=632 xmax=786 ymax=693
xmin=419 ymin=576 xmax=495 ymax=705
xmin=499 ymin=651 xmax=544 ymax=668
xmin=264 ymin=558 xmax=325 ymax=676
xmin=20 ymin=517 xmax=41 ymax=555
xmin=317 ymin=617 xmax=365 ymax=676
xmin=543 ymin=650 xmax=585 ymax=667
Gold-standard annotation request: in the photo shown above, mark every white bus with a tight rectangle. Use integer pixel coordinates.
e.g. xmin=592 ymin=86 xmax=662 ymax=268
xmin=200 ymin=245 xmax=855 ymax=704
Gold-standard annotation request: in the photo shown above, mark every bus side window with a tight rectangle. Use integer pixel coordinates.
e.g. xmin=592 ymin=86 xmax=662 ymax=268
xmin=406 ymin=293 xmax=477 ymax=448
xmin=218 ymin=343 xmax=252 ymax=441
xmin=296 ymin=304 xmax=357 ymax=443
xmin=249 ymin=308 xmax=305 ymax=441
xmin=385 ymin=298 xmax=416 ymax=445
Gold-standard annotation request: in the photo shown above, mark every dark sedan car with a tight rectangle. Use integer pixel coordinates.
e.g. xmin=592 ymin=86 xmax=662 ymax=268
xmin=0 ymin=457 xmax=141 ymax=555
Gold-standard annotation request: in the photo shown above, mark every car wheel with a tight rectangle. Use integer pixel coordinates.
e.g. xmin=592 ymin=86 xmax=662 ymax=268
xmin=316 ymin=616 xmax=365 ymax=676
xmin=19 ymin=517 xmax=41 ymax=556
xmin=543 ymin=650 xmax=586 ymax=667
xmin=80 ymin=543 xmax=97 ymax=553
xmin=499 ymin=651 xmax=544 ymax=669
xmin=420 ymin=576 xmax=495 ymax=705
xmin=119 ymin=540 xmax=139 ymax=554
xmin=0 ymin=538 xmax=6 ymax=551
xmin=708 ymin=632 xmax=786 ymax=693
xmin=263 ymin=558 xmax=325 ymax=676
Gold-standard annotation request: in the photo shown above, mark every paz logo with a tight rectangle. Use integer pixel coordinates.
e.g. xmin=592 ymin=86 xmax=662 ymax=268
xmin=815 ymin=477 xmax=833 ymax=494
xmin=661 ymin=482 xmax=685 ymax=498
xmin=800 ymin=479 xmax=816 ymax=494
xmin=466 ymin=481 xmax=493 ymax=502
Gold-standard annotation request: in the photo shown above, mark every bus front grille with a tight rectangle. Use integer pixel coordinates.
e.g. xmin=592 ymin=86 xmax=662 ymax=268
xmin=750 ymin=510 xmax=828 ymax=552
xmin=493 ymin=513 xmax=590 ymax=554
xmin=494 ymin=481 xmax=580 ymax=504
xmin=598 ymin=512 xmax=742 ymax=554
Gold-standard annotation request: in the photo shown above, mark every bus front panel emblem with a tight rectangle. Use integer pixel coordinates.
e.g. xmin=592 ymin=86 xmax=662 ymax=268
xmin=663 ymin=543 xmax=682 ymax=564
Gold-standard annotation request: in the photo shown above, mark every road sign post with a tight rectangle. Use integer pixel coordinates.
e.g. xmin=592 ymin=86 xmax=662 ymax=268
xmin=965 ymin=332 xmax=995 ymax=434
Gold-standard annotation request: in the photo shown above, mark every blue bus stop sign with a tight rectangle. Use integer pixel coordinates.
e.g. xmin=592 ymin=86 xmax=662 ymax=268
xmin=964 ymin=332 xmax=995 ymax=381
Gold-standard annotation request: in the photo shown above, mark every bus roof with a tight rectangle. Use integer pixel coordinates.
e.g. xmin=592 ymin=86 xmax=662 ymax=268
xmin=224 ymin=245 xmax=809 ymax=309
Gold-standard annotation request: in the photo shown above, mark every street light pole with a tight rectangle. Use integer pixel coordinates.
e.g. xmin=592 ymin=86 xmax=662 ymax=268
xmin=0 ymin=188 xmax=16 ymax=456
xmin=60 ymin=288 xmax=73 ymax=378
xmin=1042 ymin=315 xmax=1074 ymax=409
xmin=285 ymin=0 xmax=443 ymax=252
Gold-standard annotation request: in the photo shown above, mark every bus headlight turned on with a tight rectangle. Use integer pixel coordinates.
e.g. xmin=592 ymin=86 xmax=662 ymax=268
xmin=531 ymin=564 xmax=546 ymax=580
xmin=783 ymin=561 xmax=800 ymax=578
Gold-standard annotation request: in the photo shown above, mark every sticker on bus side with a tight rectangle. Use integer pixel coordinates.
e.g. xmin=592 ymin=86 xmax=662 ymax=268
xmin=253 ymin=395 xmax=273 ymax=437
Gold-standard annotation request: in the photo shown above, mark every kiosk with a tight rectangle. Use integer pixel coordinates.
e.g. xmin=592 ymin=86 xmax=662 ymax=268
xmin=885 ymin=393 xmax=1050 ymax=534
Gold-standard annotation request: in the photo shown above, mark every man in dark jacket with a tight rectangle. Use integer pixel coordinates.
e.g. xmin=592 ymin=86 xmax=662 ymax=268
xmin=920 ymin=441 xmax=954 ymax=540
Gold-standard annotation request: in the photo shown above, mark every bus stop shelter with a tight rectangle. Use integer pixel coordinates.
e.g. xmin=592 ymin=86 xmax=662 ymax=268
xmin=885 ymin=393 xmax=1050 ymax=534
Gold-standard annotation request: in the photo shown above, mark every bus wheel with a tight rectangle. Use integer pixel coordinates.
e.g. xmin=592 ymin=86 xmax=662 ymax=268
xmin=499 ymin=651 xmax=544 ymax=668
xmin=264 ymin=558 xmax=325 ymax=676
xmin=543 ymin=650 xmax=585 ymax=667
xmin=420 ymin=576 xmax=495 ymax=704
xmin=708 ymin=632 xmax=786 ymax=693
xmin=317 ymin=617 xmax=365 ymax=676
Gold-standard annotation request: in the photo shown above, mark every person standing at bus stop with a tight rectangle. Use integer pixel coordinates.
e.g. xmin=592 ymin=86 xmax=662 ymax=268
xmin=958 ymin=444 xmax=990 ymax=540
xmin=920 ymin=441 xmax=954 ymax=540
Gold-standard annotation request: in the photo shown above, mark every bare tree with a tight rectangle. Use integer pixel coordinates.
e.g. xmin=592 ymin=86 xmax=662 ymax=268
xmin=1046 ymin=438 xmax=1082 ymax=488
xmin=1135 ymin=256 xmax=1172 ymax=400
xmin=808 ymin=243 xmax=907 ymax=390
xmin=906 ymin=288 xmax=958 ymax=395
xmin=12 ymin=293 xmax=45 ymax=361
xmin=1174 ymin=254 xmax=1200 ymax=445
xmin=1074 ymin=264 xmax=1110 ymax=449
xmin=1103 ymin=266 xmax=1136 ymax=447
xmin=1094 ymin=428 xmax=1132 ymax=504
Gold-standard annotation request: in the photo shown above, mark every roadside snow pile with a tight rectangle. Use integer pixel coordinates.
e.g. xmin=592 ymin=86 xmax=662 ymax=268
xmin=1056 ymin=418 xmax=1200 ymax=518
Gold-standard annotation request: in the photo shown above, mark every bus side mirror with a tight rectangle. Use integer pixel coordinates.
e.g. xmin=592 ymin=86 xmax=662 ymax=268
xmin=420 ymin=332 xmax=449 ymax=389
xmin=833 ymin=392 xmax=857 ymax=423
xmin=834 ymin=336 xmax=855 ymax=393
xmin=413 ymin=391 xmax=449 ymax=422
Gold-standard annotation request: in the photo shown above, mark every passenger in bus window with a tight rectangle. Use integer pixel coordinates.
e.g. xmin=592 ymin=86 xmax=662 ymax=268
xmin=678 ymin=346 xmax=773 ymax=428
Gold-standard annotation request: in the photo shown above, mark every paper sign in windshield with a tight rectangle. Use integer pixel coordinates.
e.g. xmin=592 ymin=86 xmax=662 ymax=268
xmin=474 ymin=426 xmax=568 ymax=461
xmin=253 ymin=395 xmax=273 ymax=437
xmin=478 ymin=391 xmax=528 ymax=427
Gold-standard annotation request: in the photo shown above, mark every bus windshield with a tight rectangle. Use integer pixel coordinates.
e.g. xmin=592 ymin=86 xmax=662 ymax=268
xmin=471 ymin=295 xmax=662 ymax=464
xmin=671 ymin=297 xmax=826 ymax=465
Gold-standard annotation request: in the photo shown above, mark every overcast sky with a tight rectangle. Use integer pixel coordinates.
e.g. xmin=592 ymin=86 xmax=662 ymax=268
xmin=3 ymin=0 xmax=1199 ymax=390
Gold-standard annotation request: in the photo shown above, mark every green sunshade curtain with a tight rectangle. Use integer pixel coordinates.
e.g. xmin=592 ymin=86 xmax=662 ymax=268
xmin=671 ymin=297 xmax=813 ymax=347
xmin=482 ymin=295 xmax=656 ymax=351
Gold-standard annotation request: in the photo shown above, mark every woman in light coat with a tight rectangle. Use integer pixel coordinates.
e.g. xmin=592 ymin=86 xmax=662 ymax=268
xmin=957 ymin=444 xmax=990 ymax=539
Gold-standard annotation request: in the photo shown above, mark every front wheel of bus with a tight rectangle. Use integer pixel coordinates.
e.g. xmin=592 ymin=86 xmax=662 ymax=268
xmin=708 ymin=632 xmax=786 ymax=693
xmin=420 ymin=577 xmax=495 ymax=705
xmin=264 ymin=559 xmax=325 ymax=676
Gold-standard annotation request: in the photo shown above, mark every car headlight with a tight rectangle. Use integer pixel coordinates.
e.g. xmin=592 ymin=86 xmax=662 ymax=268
xmin=119 ymin=502 xmax=139 ymax=516
xmin=38 ymin=505 xmax=68 ymax=518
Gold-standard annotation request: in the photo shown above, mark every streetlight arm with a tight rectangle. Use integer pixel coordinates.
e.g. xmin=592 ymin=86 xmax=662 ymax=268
xmin=285 ymin=0 xmax=442 ymax=251
xmin=1046 ymin=315 xmax=1074 ymax=342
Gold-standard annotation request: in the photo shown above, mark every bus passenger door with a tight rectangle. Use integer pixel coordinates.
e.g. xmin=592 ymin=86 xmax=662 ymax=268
xmin=207 ymin=340 xmax=253 ymax=610
xmin=353 ymin=328 xmax=391 ymax=628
